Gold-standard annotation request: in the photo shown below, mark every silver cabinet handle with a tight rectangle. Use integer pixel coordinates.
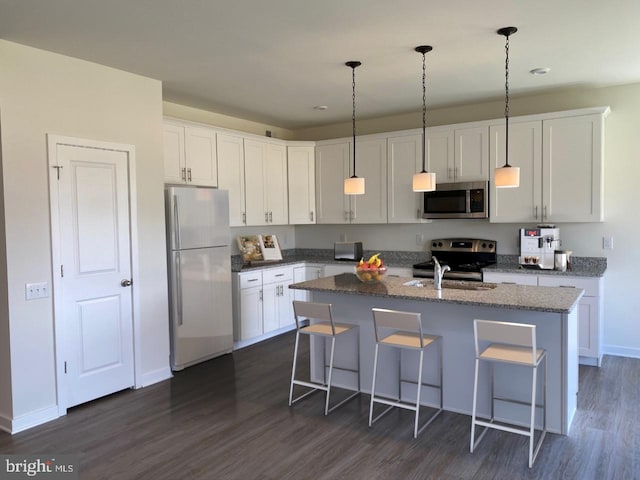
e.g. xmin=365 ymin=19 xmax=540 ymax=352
xmin=181 ymin=167 xmax=186 ymax=181
xmin=454 ymin=167 xmax=458 ymax=178
xmin=121 ymin=279 xmax=133 ymax=287
xmin=417 ymin=208 xmax=421 ymax=219
xmin=275 ymin=273 xmax=285 ymax=277
xmin=501 ymin=281 xmax=516 ymax=284
xmin=543 ymin=205 xmax=548 ymax=220
xmin=247 ymin=278 xmax=259 ymax=282
xmin=534 ymin=205 xmax=538 ymax=219
xmin=344 ymin=210 xmax=348 ymax=221
xmin=351 ymin=210 xmax=355 ymax=220
xmin=279 ymin=285 xmax=283 ymax=296
xmin=559 ymin=285 xmax=576 ymax=289
xmin=242 ymin=212 xmax=246 ymax=224
xmin=259 ymin=289 xmax=263 ymax=301
xmin=176 ymin=253 xmax=183 ymax=325
xmin=264 ymin=212 xmax=268 ymax=222
xmin=269 ymin=211 xmax=273 ymax=222
xmin=310 ymin=211 xmax=314 ymax=221
xmin=187 ymin=168 xmax=192 ymax=182
xmin=448 ymin=167 xmax=453 ymax=179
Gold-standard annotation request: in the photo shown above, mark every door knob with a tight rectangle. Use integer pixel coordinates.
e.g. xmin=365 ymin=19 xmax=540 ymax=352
xmin=121 ymin=279 xmax=133 ymax=287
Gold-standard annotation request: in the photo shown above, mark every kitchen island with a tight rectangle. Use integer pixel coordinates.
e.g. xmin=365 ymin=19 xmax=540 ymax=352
xmin=289 ymin=273 xmax=583 ymax=434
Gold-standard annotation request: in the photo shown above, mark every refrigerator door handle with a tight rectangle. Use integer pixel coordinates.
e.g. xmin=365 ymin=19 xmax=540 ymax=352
xmin=176 ymin=252 xmax=183 ymax=326
xmin=173 ymin=195 xmax=181 ymax=249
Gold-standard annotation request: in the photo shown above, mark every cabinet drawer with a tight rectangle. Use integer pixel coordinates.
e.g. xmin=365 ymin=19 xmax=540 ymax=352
xmin=239 ymin=271 xmax=262 ymax=289
xmin=537 ymin=275 xmax=601 ymax=296
xmin=483 ymin=272 xmax=538 ymax=286
xmin=263 ymin=267 xmax=293 ymax=284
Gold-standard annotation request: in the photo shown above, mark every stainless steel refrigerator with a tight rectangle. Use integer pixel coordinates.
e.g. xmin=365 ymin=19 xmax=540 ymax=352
xmin=165 ymin=185 xmax=233 ymax=371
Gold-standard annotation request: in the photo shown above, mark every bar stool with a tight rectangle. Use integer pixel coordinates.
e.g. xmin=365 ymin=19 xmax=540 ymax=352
xmin=369 ymin=308 xmax=443 ymax=438
xmin=289 ymin=301 xmax=360 ymax=415
xmin=470 ymin=319 xmax=547 ymax=468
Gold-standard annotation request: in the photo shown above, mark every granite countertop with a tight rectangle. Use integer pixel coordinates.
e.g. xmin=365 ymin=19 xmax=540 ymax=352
xmin=485 ymin=256 xmax=607 ymax=277
xmin=290 ymin=273 xmax=584 ymax=314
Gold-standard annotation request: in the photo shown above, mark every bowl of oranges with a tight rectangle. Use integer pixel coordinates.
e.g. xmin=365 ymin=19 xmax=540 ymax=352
xmin=355 ymin=253 xmax=387 ymax=283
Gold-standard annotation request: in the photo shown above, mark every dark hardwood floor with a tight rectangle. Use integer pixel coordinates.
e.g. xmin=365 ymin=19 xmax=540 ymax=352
xmin=1 ymin=332 xmax=638 ymax=479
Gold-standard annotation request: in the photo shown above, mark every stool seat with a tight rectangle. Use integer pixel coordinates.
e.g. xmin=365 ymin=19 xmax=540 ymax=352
xmin=289 ymin=301 xmax=360 ymax=416
xmin=301 ymin=322 xmax=353 ymax=336
xmin=479 ymin=343 xmax=545 ymax=365
xmin=380 ymin=333 xmax=438 ymax=349
xmin=369 ymin=308 xmax=443 ymax=438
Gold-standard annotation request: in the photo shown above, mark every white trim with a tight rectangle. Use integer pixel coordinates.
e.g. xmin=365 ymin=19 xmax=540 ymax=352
xmin=1 ymin=405 xmax=60 ymax=434
xmin=603 ymin=345 xmax=640 ymax=359
xmin=139 ymin=367 xmax=173 ymax=388
xmin=46 ymin=134 xmax=140 ymax=414
xmin=233 ymin=324 xmax=296 ymax=350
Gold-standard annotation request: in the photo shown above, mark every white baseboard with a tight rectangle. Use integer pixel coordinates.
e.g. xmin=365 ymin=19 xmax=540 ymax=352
xmin=603 ymin=345 xmax=640 ymax=359
xmin=234 ymin=324 xmax=297 ymax=350
xmin=2 ymin=405 xmax=60 ymax=434
xmin=139 ymin=366 xmax=173 ymax=388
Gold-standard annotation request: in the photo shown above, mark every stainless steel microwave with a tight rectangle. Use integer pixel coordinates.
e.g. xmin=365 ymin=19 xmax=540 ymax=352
xmin=422 ymin=181 xmax=489 ymax=219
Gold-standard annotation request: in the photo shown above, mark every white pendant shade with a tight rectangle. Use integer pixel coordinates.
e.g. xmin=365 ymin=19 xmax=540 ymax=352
xmin=494 ymin=165 xmax=520 ymax=188
xmin=412 ymin=171 xmax=436 ymax=192
xmin=344 ymin=176 xmax=365 ymax=195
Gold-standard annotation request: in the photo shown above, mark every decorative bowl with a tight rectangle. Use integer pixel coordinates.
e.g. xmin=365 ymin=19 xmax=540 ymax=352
xmin=355 ymin=265 xmax=387 ymax=283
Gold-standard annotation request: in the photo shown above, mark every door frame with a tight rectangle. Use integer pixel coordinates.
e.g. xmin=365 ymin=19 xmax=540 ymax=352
xmin=47 ymin=134 xmax=141 ymax=416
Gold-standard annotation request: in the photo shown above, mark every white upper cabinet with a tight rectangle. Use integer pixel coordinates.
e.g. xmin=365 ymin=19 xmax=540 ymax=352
xmin=287 ymin=145 xmax=316 ymax=224
xmin=489 ymin=120 xmax=542 ymax=222
xmin=315 ymin=138 xmax=387 ymax=224
xmin=428 ymin=125 xmax=488 ymax=183
xmin=163 ymin=121 xmax=217 ymax=186
xmin=315 ymin=142 xmax=350 ymax=224
xmin=217 ymin=132 xmax=246 ymax=227
xmin=387 ymin=133 xmax=423 ymax=223
xmin=490 ymin=110 xmax=606 ymax=223
xmin=244 ymin=139 xmax=288 ymax=226
xmin=542 ymin=114 xmax=604 ymax=222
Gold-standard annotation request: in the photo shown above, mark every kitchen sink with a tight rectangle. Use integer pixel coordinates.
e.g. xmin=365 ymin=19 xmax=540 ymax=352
xmin=441 ymin=280 xmax=498 ymax=291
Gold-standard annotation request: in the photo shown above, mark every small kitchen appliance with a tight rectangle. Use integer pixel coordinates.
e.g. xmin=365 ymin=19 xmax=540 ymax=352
xmin=334 ymin=241 xmax=363 ymax=261
xmin=519 ymin=226 xmax=560 ymax=270
xmin=413 ymin=238 xmax=497 ymax=281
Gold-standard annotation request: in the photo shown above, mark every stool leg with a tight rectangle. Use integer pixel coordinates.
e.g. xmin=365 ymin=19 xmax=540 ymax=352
xmin=289 ymin=331 xmax=301 ymax=406
xmin=325 ymin=336 xmax=336 ymax=416
xmin=529 ymin=363 xmax=538 ymax=468
xmin=368 ymin=343 xmax=380 ymax=427
xmin=490 ymin=363 xmax=495 ymax=421
xmin=470 ymin=357 xmax=480 ymax=453
xmin=414 ymin=349 xmax=425 ymax=438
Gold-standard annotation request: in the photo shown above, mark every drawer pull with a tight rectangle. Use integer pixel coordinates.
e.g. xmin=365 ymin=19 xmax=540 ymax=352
xmin=275 ymin=273 xmax=285 ymax=277
xmin=559 ymin=285 xmax=576 ymax=289
xmin=248 ymin=278 xmax=259 ymax=282
xmin=501 ymin=281 xmax=516 ymax=284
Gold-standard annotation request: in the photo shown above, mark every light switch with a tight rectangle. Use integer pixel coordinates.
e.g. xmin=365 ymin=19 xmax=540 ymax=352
xmin=25 ymin=282 xmax=49 ymax=300
xmin=602 ymin=236 xmax=614 ymax=250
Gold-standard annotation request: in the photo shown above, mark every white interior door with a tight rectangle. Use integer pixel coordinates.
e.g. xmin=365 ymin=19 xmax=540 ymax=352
xmin=54 ymin=143 xmax=135 ymax=408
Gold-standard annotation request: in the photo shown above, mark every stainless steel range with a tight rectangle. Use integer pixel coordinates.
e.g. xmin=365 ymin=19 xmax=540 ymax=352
xmin=412 ymin=238 xmax=497 ymax=281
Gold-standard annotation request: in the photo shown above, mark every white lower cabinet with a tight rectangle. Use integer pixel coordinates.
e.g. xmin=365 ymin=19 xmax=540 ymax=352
xmin=233 ymin=266 xmax=295 ymax=345
xmin=483 ymin=271 xmax=604 ymax=365
xmin=292 ymin=265 xmax=323 ymax=304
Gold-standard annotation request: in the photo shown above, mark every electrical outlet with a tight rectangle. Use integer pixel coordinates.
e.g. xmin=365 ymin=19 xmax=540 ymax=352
xmin=339 ymin=232 xmax=347 ymax=242
xmin=416 ymin=233 xmax=424 ymax=246
xmin=25 ymin=282 xmax=49 ymax=300
xmin=602 ymin=236 xmax=614 ymax=250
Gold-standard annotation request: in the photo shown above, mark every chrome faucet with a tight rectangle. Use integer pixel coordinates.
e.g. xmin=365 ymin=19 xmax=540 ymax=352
xmin=433 ymin=256 xmax=450 ymax=290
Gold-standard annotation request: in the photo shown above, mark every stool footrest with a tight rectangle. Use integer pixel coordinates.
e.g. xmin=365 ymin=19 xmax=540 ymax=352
xmin=493 ymin=395 xmax=545 ymax=410
xmin=474 ymin=418 xmax=532 ymax=437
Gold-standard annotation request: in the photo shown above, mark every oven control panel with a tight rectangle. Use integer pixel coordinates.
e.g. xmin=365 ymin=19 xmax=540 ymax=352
xmin=430 ymin=238 xmax=496 ymax=253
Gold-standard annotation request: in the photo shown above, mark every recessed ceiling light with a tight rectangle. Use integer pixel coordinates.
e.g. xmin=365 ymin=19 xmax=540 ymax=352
xmin=313 ymin=105 xmax=329 ymax=110
xmin=530 ymin=67 xmax=550 ymax=76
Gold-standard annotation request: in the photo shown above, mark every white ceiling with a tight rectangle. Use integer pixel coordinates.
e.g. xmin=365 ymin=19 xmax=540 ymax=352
xmin=1 ymin=0 xmax=639 ymax=129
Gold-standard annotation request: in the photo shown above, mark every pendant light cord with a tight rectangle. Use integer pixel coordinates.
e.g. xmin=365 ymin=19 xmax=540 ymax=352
xmin=421 ymin=51 xmax=427 ymax=172
xmin=504 ymin=33 xmax=511 ymax=167
xmin=351 ymin=65 xmax=357 ymax=177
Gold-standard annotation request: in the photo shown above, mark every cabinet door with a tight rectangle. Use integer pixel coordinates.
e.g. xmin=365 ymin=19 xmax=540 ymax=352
xmin=489 ymin=121 xmax=542 ymax=223
xmin=277 ymin=280 xmax=295 ymax=329
xmin=316 ymin=143 xmax=350 ymax=224
xmin=288 ymin=146 xmax=316 ymax=224
xmin=244 ymin=139 xmax=267 ymax=226
xmin=265 ymin=143 xmax=288 ymax=225
xmin=577 ymin=296 xmax=599 ymax=359
xmin=239 ymin=285 xmax=263 ymax=340
xmin=163 ymin=123 xmax=186 ymax=184
xmin=217 ymin=133 xmax=246 ymax=226
xmin=426 ymin=128 xmax=455 ymax=183
xmin=323 ymin=264 xmax=355 ymax=276
xmin=454 ymin=126 xmax=489 ymax=182
xmin=387 ymin=134 xmax=423 ymax=223
xmin=262 ymin=282 xmax=279 ymax=333
xmin=184 ymin=126 xmax=218 ymax=187
xmin=352 ymin=138 xmax=387 ymax=224
xmin=292 ymin=266 xmax=309 ymax=303
xmin=543 ymin=114 xmax=604 ymax=222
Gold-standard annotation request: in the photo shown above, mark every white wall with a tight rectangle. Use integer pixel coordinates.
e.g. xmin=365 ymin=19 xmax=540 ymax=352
xmin=295 ymin=82 xmax=640 ymax=357
xmin=0 ymin=40 xmax=171 ymax=428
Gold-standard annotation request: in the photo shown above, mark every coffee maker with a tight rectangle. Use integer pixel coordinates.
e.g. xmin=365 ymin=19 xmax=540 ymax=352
xmin=519 ymin=226 xmax=560 ymax=269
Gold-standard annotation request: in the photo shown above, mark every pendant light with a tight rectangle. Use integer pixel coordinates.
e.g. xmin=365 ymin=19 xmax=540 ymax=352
xmin=412 ymin=45 xmax=436 ymax=192
xmin=344 ymin=61 xmax=365 ymax=195
xmin=494 ymin=26 xmax=520 ymax=188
